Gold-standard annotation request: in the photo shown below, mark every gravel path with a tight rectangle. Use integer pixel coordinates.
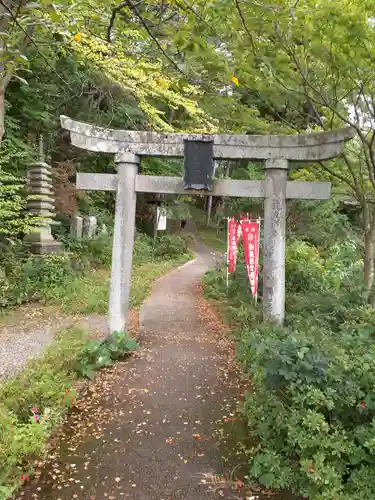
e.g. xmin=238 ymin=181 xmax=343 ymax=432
xmin=0 ymin=306 xmax=139 ymax=380
xmin=18 ymin=242 xmax=259 ymax=499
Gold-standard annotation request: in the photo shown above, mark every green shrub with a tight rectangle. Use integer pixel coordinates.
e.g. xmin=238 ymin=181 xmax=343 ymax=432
xmin=0 ymin=253 xmax=74 ymax=307
xmin=60 ymin=233 xmax=113 ymax=269
xmin=133 ymin=232 xmax=155 ymax=263
xmin=240 ymin=320 xmax=375 ymax=499
xmin=203 ymin=234 xmax=375 ymax=499
xmin=0 ymin=233 xmax=114 ymax=308
xmin=154 ymin=234 xmax=188 ymax=258
xmin=0 ymin=327 xmax=88 ymax=492
xmin=0 ymin=326 xmax=138 ymax=494
xmin=0 ymin=228 xmax=190 ymax=312
xmin=75 ymin=331 xmax=138 ymax=379
xmin=0 ymin=405 xmax=51 ymax=495
xmin=285 ymin=239 xmax=325 ymax=293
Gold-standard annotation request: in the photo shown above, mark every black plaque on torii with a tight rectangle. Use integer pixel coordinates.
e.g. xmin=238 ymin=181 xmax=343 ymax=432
xmin=183 ymin=139 xmax=214 ymax=191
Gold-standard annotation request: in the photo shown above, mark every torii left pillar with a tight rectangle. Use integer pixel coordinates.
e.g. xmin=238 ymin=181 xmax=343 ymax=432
xmin=109 ymin=153 xmax=139 ymax=333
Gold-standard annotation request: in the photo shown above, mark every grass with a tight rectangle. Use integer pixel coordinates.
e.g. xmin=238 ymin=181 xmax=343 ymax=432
xmin=197 ymin=227 xmax=227 ymax=253
xmin=41 ymin=253 xmax=192 ymax=315
xmin=0 ymin=326 xmax=89 ymax=497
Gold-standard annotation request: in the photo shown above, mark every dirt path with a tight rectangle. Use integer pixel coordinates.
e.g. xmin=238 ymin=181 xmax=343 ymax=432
xmin=18 ymin=244 xmax=254 ymax=500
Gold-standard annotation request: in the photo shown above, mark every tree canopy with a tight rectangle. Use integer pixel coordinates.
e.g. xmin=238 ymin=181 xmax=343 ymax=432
xmin=2 ymin=0 xmax=375 ymax=296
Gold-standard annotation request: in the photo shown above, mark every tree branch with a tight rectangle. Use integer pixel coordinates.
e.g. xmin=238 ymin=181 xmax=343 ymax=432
xmin=125 ymin=0 xmax=189 ymax=77
xmin=234 ymin=0 xmax=256 ymax=56
xmin=318 ymin=160 xmax=356 ymax=193
xmin=106 ymin=0 xmax=145 ymax=42
xmin=107 ymin=1 xmax=128 ymax=42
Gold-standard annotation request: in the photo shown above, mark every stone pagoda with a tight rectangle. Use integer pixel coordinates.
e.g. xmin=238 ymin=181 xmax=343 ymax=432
xmin=24 ymin=136 xmax=62 ymax=254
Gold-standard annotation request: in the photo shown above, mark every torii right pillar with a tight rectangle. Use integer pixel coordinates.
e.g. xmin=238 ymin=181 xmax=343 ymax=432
xmin=263 ymin=158 xmax=288 ymax=324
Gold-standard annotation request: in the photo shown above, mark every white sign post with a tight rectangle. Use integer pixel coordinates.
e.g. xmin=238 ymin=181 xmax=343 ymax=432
xmin=156 ymin=207 xmax=167 ymax=231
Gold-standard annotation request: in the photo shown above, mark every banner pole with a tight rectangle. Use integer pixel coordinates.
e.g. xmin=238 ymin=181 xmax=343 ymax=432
xmin=226 ymin=217 xmax=229 ymax=291
xmin=255 ymin=217 xmax=262 ymax=303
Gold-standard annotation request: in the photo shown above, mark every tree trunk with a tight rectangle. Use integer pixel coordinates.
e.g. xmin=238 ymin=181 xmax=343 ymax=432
xmin=0 ymin=0 xmax=10 ymax=145
xmin=364 ymin=230 xmax=374 ymax=296
xmin=0 ymin=0 xmax=32 ymax=144
xmin=363 ymin=203 xmax=375 ymax=307
xmin=0 ymin=89 xmax=4 ymax=143
xmin=206 ymin=196 xmax=213 ymax=227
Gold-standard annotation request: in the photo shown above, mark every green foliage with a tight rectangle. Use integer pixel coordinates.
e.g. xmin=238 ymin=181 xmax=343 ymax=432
xmin=0 ymin=229 xmax=192 ymax=314
xmin=75 ymin=331 xmax=138 ymax=379
xmin=59 ymin=233 xmax=114 ymax=269
xmin=0 ymin=232 xmax=114 ymax=309
xmin=154 ymin=234 xmax=188 ymax=258
xmin=0 ymin=328 xmax=88 ymax=421
xmin=0 ymin=326 xmax=137 ymax=494
xmin=203 ymin=232 xmax=375 ymax=499
xmin=0 ymin=406 xmax=51 ymax=494
xmin=287 ymin=200 xmax=354 ymax=250
xmin=0 ymin=167 xmax=37 ymax=241
xmin=0 ymin=252 xmax=73 ymax=307
xmin=240 ymin=319 xmax=375 ymax=500
xmin=0 ymin=327 xmax=88 ymax=491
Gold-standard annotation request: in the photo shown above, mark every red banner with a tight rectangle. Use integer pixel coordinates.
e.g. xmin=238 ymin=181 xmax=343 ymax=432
xmin=227 ymin=218 xmax=241 ymax=273
xmin=241 ymin=220 xmax=260 ymax=296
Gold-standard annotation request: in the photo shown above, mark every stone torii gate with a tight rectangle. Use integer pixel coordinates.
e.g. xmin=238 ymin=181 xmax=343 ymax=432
xmin=61 ymin=116 xmax=354 ymax=333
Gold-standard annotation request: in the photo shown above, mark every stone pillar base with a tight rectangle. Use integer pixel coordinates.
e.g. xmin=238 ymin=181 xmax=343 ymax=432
xmin=24 ymin=225 xmax=63 ymax=255
xmin=25 ymin=241 xmax=63 ymax=255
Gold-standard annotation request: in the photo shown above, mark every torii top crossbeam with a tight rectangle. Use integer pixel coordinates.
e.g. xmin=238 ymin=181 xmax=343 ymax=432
xmin=61 ymin=116 xmax=355 ymax=161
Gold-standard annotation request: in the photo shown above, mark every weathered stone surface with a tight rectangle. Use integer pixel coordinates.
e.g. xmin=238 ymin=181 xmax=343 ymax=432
xmin=108 ymin=154 xmax=139 ymax=333
xmin=61 ymin=115 xmax=355 ymax=161
xmin=77 ymin=173 xmax=116 ymax=191
xmin=25 ymin=158 xmax=61 ymax=254
xmin=28 ymin=180 xmax=53 ymax=189
xmin=61 ymin=116 xmax=355 ymax=327
xmin=27 ymin=174 xmax=54 ymax=182
xmin=24 ymin=226 xmax=62 ymax=254
xmin=76 ymin=173 xmax=331 ymax=200
xmin=263 ymin=160 xmax=288 ymax=324
xmin=27 ymin=167 xmax=52 ymax=177
xmin=27 ymin=201 xmax=55 ymax=210
xmin=83 ymin=216 xmax=97 ymax=239
xmin=70 ymin=215 xmax=83 ymax=239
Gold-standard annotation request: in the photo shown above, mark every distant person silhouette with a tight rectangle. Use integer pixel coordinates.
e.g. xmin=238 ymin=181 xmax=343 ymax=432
xmin=180 ymin=219 xmax=187 ymax=229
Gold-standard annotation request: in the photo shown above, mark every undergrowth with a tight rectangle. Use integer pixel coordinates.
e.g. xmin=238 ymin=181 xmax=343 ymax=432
xmin=0 ymin=326 xmax=137 ymax=497
xmin=203 ymin=236 xmax=375 ymax=500
xmin=0 ymin=232 xmax=191 ymax=314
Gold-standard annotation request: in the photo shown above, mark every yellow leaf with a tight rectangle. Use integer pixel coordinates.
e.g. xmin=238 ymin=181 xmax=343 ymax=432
xmin=74 ymin=33 xmax=82 ymax=42
xmin=231 ymin=75 xmax=239 ymax=86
